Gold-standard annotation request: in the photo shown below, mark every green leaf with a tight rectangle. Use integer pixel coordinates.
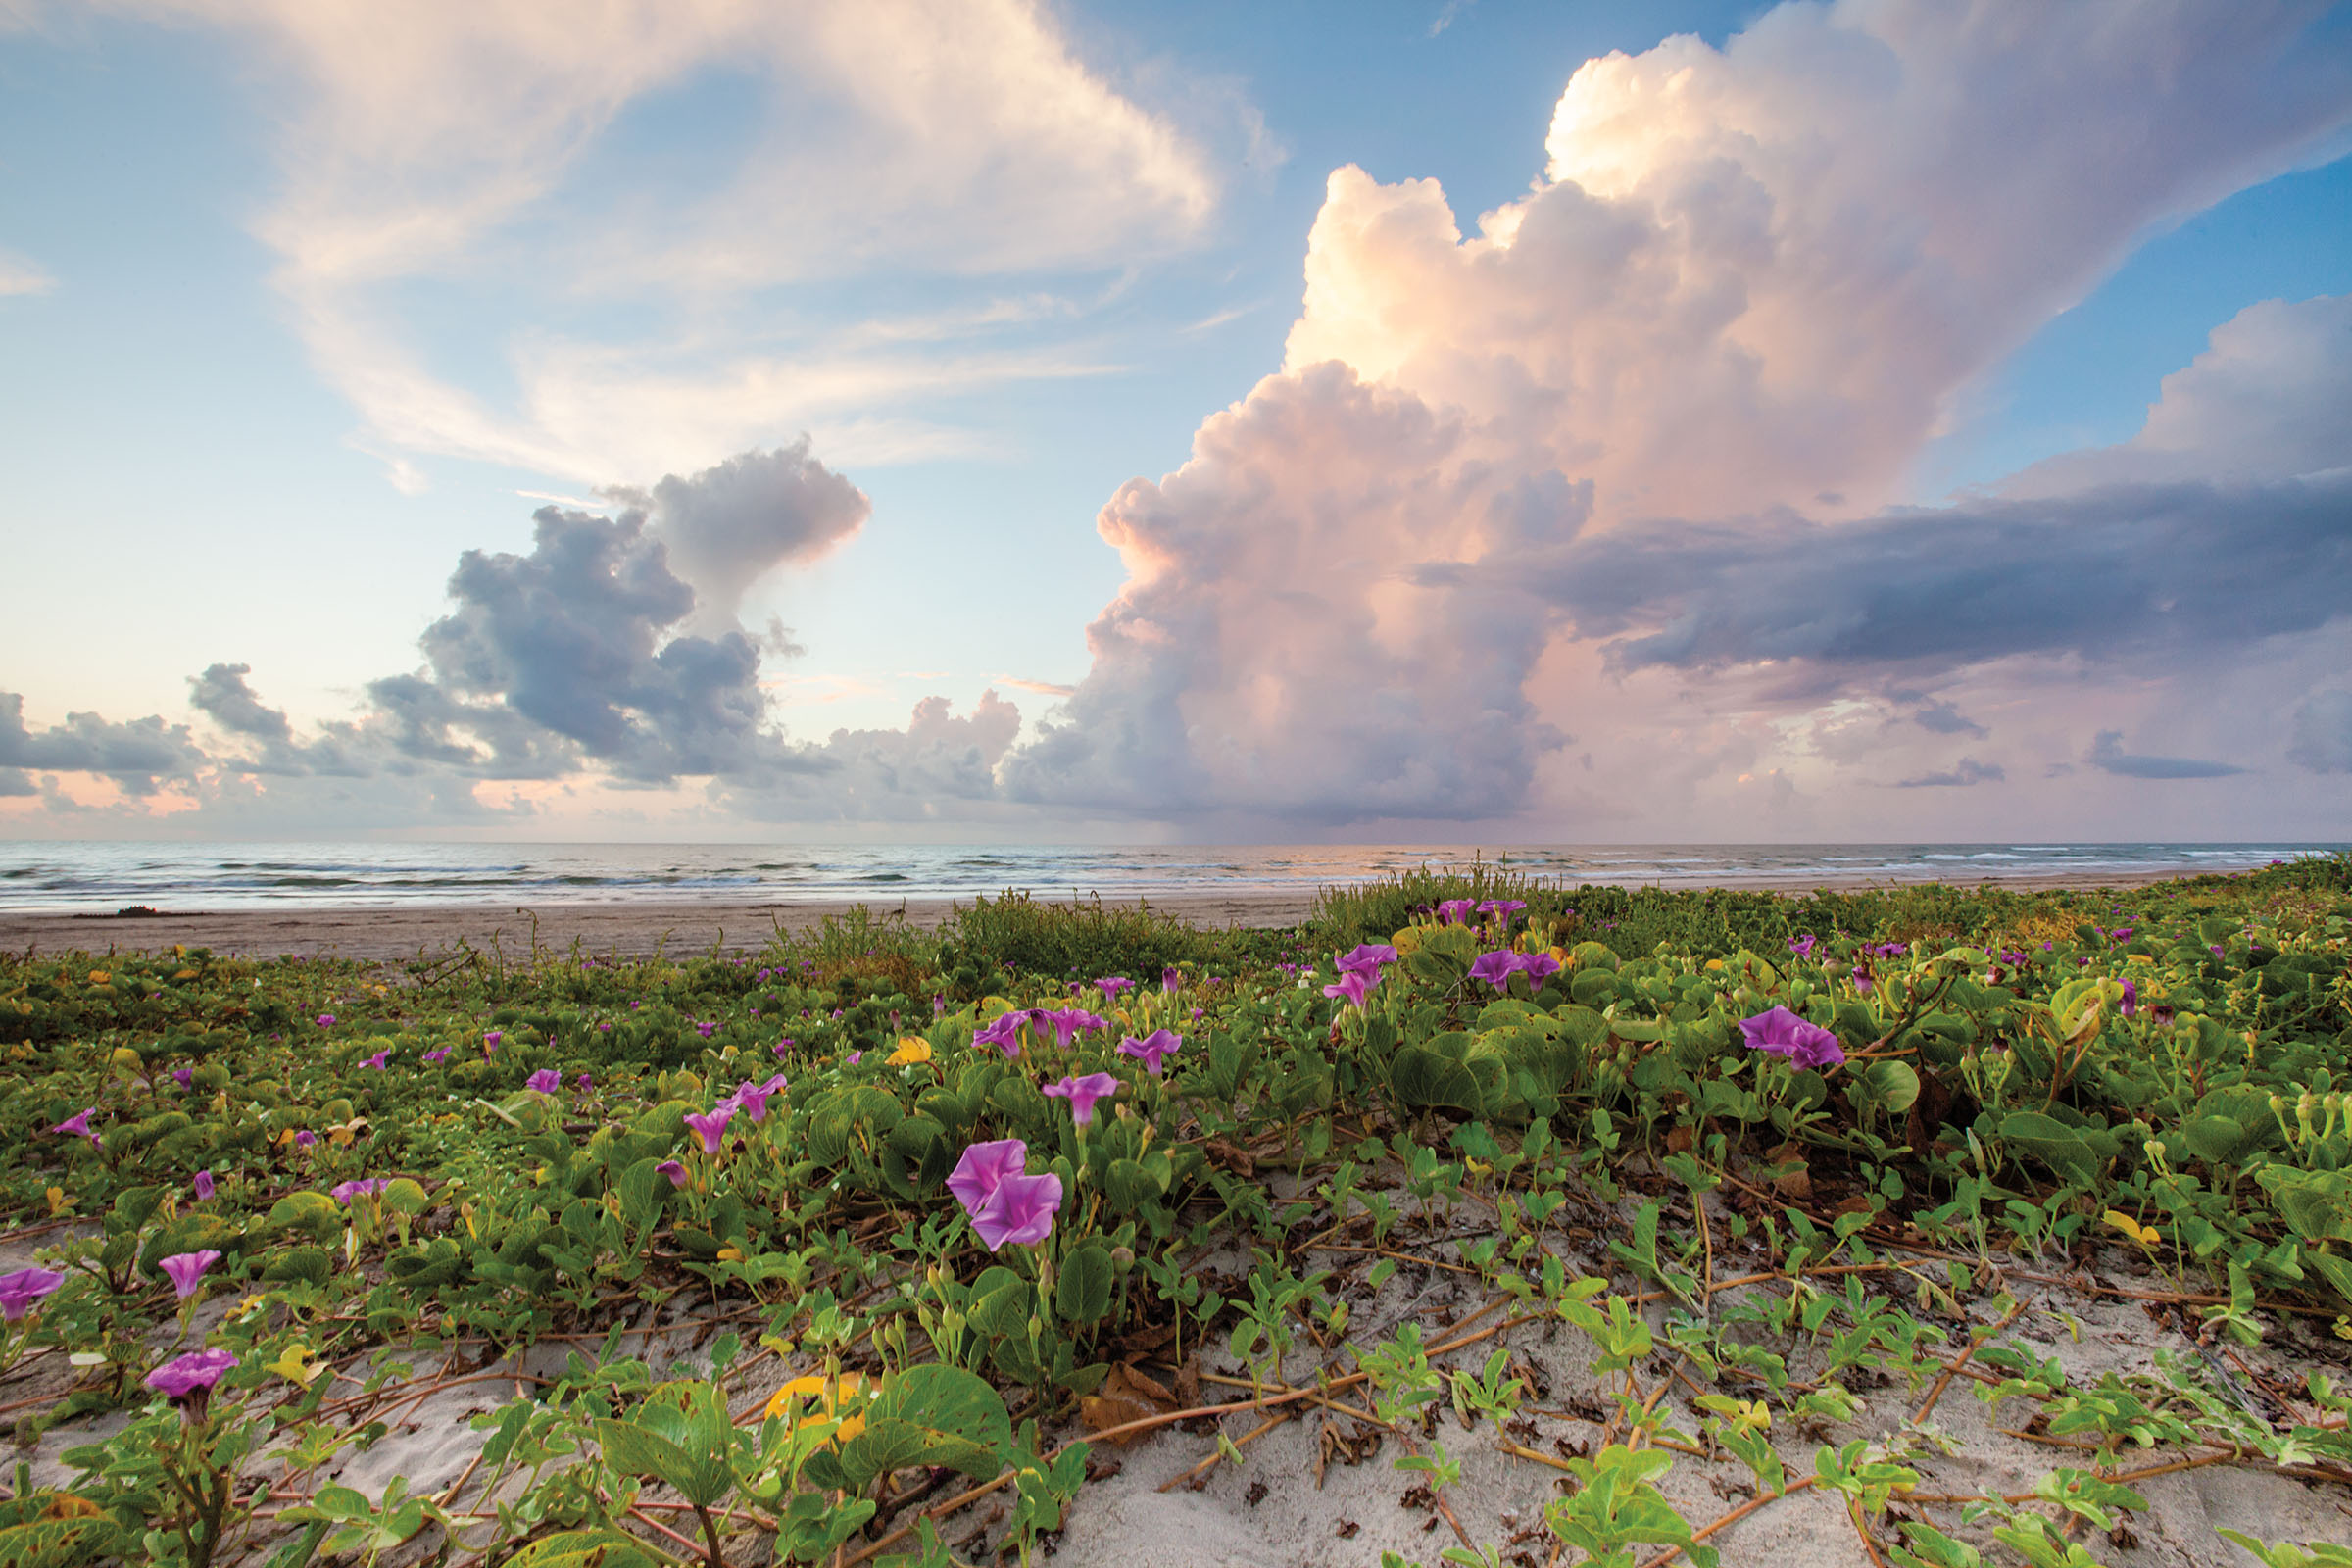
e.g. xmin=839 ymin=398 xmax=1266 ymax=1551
xmin=816 ymin=1364 xmax=1012 ymax=1492
xmin=1054 ymin=1244 xmax=1114 ymax=1324
xmin=504 ymin=1529 xmax=662 ymax=1568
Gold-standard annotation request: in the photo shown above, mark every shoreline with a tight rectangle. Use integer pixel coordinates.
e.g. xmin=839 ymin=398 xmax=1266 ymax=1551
xmin=0 ymin=864 xmax=2234 ymax=960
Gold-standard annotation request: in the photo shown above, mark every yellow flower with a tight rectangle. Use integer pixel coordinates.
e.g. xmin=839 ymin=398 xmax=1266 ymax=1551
xmin=762 ymin=1373 xmax=873 ymax=1443
xmin=44 ymin=1186 xmax=74 ymax=1216
xmin=2127 ymin=953 xmax=2155 ymax=965
xmin=266 ymin=1342 xmax=324 ymax=1386
xmin=2102 ymin=1209 xmax=2161 ymax=1249
xmin=87 ymin=970 xmax=109 ymax=985
xmin=886 ymin=1038 xmax=933 ymax=1066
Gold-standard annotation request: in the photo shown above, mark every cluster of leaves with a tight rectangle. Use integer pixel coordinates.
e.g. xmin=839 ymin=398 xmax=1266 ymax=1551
xmin=0 ymin=858 xmax=2345 ymax=1566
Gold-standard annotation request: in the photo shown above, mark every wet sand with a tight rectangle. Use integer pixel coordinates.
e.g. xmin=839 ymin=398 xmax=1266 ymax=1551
xmin=0 ymin=865 xmax=2217 ymax=961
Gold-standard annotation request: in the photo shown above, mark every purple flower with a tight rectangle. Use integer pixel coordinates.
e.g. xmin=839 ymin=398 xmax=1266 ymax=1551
xmin=683 ymin=1104 xmax=736 ymax=1154
xmin=294 ymin=1129 xmax=317 ymax=1149
xmin=1095 ymin=977 xmax=1134 ymax=997
xmin=1437 ymin=899 xmax=1477 ymax=926
xmin=728 ymin=1073 xmax=788 ymax=1123
xmin=972 ymin=1012 xmax=1026 ymax=1059
xmin=330 ymin=1178 xmax=388 ymax=1205
xmin=0 ymin=1267 xmax=65 ymax=1322
xmin=846 ymin=1050 xmax=863 ymax=1064
xmin=2119 ymin=980 xmax=2139 ymax=1018
xmin=1117 ymin=1028 xmax=1183 ymax=1077
xmin=317 ymin=1013 xmax=335 ymax=1027
xmin=171 ymin=1067 xmax=194 ymax=1089
xmin=2111 ymin=927 xmax=2133 ymax=941
xmin=159 ymin=1250 xmax=221 ymax=1299
xmin=694 ymin=1020 xmax=718 ymax=1039
xmin=1047 ymin=1009 xmax=1107 ymax=1051
xmin=656 ymin=1159 xmax=688 ymax=1188
xmin=361 ymin=1050 xmax=390 ymax=1070
xmin=1738 ymin=1005 xmax=1845 ymax=1070
xmin=1787 ymin=935 xmax=1817 ymax=959
xmin=49 ymin=1108 xmax=97 ymax=1144
xmin=483 ymin=1030 xmax=502 ymax=1052
xmin=422 ymin=1047 xmax=451 ymax=1065
xmin=526 ymin=1069 xmax=562 ymax=1095
xmin=146 ymin=1348 xmax=236 ymax=1402
xmin=1468 ymin=951 xmax=1522 ymax=991
xmin=1161 ymin=966 xmax=1182 ymax=994
xmin=1479 ymin=899 xmax=1528 ymax=924
xmin=193 ymin=1169 xmax=215 ymax=1201
xmin=1338 ymin=943 xmax=1399 ymax=976
xmin=576 ymin=1072 xmax=593 ymax=1092
xmin=1322 ymin=970 xmax=1375 ymax=1008
xmin=1516 ymin=951 xmax=1561 ymax=984
xmin=772 ymin=1037 xmax=793 ymax=1057
xmin=1872 ymin=941 xmax=1910 ymax=958
xmin=946 ymin=1139 xmax=1062 ymax=1251
xmin=1044 ymin=1071 xmax=1120 ymax=1126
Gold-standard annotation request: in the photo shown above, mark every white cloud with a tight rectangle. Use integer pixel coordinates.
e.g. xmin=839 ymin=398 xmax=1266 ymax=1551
xmin=95 ymin=0 xmax=1227 ymax=485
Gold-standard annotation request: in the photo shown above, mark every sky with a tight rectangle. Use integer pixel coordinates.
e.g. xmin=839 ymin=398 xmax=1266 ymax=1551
xmin=1 ymin=0 xmax=2348 ymax=844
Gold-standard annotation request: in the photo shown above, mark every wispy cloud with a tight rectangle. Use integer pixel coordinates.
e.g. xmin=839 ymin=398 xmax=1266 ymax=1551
xmin=2086 ymin=731 xmax=2248 ymax=780
xmin=0 ymin=247 xmax=54 ymax=296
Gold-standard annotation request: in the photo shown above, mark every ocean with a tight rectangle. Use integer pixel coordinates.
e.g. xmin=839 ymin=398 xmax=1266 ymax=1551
xmin=0 ymin=841 xmax=2341 ymax=913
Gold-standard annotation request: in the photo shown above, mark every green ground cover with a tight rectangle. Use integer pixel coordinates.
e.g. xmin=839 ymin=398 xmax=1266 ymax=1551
xmin=1 ymin=859 xmax=2349 ymax=1568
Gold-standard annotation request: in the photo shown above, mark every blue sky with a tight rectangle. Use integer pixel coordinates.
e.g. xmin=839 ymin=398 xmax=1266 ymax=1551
xmin=3 ymin=0 xmax=2349 ymax=841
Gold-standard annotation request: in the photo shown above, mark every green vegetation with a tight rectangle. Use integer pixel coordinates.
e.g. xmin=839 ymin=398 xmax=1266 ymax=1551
xmin=1 ymin=861 xmax=2349 ymax=1566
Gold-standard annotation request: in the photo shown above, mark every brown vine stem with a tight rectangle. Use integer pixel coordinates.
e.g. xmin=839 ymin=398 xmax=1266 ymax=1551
xmin=1638 ymin=1475 xmax=1821 ymax=1568
xmin=1913 ymin=1298 xmax=2026 ymax=1427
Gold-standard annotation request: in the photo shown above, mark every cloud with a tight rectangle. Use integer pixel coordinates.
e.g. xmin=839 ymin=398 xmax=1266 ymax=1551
xmin=1282 ymin=3 xmax=2351 ymax=525
xmin=1897 ymin=758 xmax=2004 ymax=788
xmin=1530 ymin=469 xmax=2352 ymax=680
xmin=1000 ymin=363 xmax=1571 ymax=824
xmin=2286 ymin=689 xmax=2352 ymax=773
xmin=0 ymin=693 xmax=204 ymax=796
xmin=1908 ymin=698 xmax=1986 ymax=738
xmin=95 ymin=0 xmax=1233 ymax=486
xmin=2086 ymin=730 xmax=2248 ymax=780
xmin=2006 ymin=293 xmax=2352 ymax=495
xmin=0 ymin=247 xmax=54 ymax=296
xmin=602 ymin=441 xmax=868 ymax=630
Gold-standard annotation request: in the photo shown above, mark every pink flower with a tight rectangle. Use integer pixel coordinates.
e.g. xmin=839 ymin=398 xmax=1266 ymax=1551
xmin=1478 ymin=899 xmax=1528 ymax=924
xmin=657 ymin=1159 xmax=688 ymax=1188
xmin=146 ymin=1348 xmax=237 ymax=1402
xmin=1117 ymin=1028 xmax=1182 ymax=1077
xmin=159 ymin=1250 xmax=221 ymax=1300
xmin=482 ymin=1031 xmax=501 ymax=1055
xmin=330 ymin=1178 xmax=387 ymax=1206
xmin=683 ymin=1105 xmax=736 ymax=1154
xmin=422 ymin=1047 xmax=451 ymax=1064
xmin=361 ymin=1050 xmax=390 ymax=1070
xmin=171 ymin=1067 xmax=194 ymax=1088
xmin=525 ymin=1069 xmax=562 ymax=1095
xmin=50 ymin=1108 xmax=97 ymax=1143
xmin=576 ymin=1072 xmax=593 ymax=1092
xmin=1738 ymin=1005 xmax=1845 ymax=1070
xmin=1322 ymin=970 xmax=1375 ymax=1008
xmin=972 ymin=1012 xmax=1026 ymax=1059
xmin=1046 ymin=1009 xmax=1107 ymax=1051
xmin=294 ymin=1129 xmax=317 ymax=1149
xmin=772 ymin=1037 xmax=794 ymax=1057
xmin=316 ymin=1013 xmax=335 ymax=1027
xmin=0 ymin=1267 xmax=65 ymax=1322
xmin=193 ymin=1169 xmax=215 ymax=1201
xmin=726 ymin=1074 xmax=788 ymax=1124
xmin=1043 ymin=1071 xmax=1119 ymax=1126
xmin=1338 ymin=944 xmax=1398 ymax=976
xmin=1468 ymin=951 xmax=1521 ymax=991
xmin=1095 ymin=977 xmax=1134 ymax=997
xmin=947 ymin=1139 xmax=1062 ymax=1251
xmin=1437 ymin=899 xmax=1476 ymax=926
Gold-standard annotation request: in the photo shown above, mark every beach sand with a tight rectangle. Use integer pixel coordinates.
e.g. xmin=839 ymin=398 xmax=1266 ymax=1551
xmin=0 ymin=864 xmax=2216 ymax=961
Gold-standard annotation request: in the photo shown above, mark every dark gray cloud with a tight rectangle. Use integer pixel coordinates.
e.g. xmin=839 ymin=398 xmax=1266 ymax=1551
xmin=1908 ymin=698 xmax=1987 ymax=738
xmin=187 ymin=663 xmax=369 ymax=777
xmin=2086 ymin=730 xmax=2247 ymax=780
xmin=1897 ymin=758 xmax=2004 ymax=788
xmin=1532 ymin=471 xmax=2352 ymax=680
xmin=403 ymin=507 xmax=786 ymax=785
xmin=604 ymin=441 xmax=869 ymax=629
xmin=0 ymin=768 xmax=33 ymax=798
xmin=2287 ymin=689 xmax=2352 ymax=774
xmin=0 ymin=693 xmax=205 ymax=796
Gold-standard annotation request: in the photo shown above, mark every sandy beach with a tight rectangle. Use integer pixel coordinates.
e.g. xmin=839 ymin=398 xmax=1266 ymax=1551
xmin=0 ymin=864 xmax=2222 ymax=961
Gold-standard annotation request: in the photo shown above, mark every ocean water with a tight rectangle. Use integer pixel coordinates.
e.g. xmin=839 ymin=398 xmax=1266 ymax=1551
xmin=0 ymin=841 xmax=2341 ymax=912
